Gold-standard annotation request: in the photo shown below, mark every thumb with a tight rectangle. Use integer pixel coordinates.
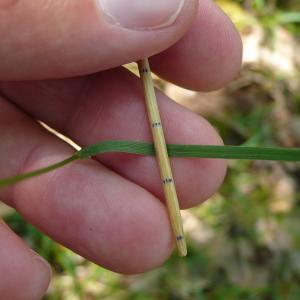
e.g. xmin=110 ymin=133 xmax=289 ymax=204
xmin=0 ymin=0 xmax=198 ymax=80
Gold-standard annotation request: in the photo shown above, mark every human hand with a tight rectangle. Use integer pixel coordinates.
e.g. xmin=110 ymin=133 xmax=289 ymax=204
xmin=0 ymin=1 xmax=242 ymax=299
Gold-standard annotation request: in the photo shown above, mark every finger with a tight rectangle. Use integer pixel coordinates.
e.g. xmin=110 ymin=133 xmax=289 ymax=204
xmin=0 ymin=219 xmax=51 ymax=300
xmin=0 ymin=97 xmax=174 ymax=274
xmin=0 ymin=0 xmax=198 ymax=80
xmin=150 ymin=0 xmax=243 ymax=91
xmin=0 ymin=67 xmax=227 ymax=209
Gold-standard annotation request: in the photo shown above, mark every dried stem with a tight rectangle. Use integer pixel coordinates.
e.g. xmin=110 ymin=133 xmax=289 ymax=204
xmin=138 ymin=58 xmax=187 ymax=257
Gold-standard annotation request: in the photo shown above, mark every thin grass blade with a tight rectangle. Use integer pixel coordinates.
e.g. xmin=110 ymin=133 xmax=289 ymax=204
xmin=1 ymin=140 xmax=300 ymax=188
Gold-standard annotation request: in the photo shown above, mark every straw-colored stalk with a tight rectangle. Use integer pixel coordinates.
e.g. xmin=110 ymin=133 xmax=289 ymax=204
xmin=138 ymin=58 xmax=187 ymax=257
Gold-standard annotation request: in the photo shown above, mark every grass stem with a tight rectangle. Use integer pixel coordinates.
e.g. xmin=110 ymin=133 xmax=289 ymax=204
xmin=138 ymin=58 xmax=187 ymax=257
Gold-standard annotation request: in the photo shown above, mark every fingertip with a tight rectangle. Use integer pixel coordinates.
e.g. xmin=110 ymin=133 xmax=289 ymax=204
xmin=0 ymin=0 xmax=199 ymax=80
xmin=0 ymin=221 xmax=51 ymax=300
xmin=28 ymin=251 xmax=52 ymax=300
xmin=151 ymin=0 xmax=243 ymax=91
xmin=88 ymin=190 xmax=175 ymax=274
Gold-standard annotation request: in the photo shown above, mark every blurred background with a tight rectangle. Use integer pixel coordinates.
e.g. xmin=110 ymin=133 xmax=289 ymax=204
xmin=1 ymin=0 xmax=300 ymax=299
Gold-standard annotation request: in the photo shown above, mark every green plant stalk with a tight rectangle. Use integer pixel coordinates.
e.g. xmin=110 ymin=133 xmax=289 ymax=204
xmin=1 ymin=140 xmax=300 ymax=188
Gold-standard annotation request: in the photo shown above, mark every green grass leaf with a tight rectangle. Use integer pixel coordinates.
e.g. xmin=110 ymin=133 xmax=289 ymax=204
xmin=1 ymin=140 xmax=300 ymax=188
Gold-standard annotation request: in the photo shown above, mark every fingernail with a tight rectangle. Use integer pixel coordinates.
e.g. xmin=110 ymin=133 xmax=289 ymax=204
xmin=29 ymin=250 xmax=52 ymax=299
xmin=29 ymin=249 xmax=52 ymax=278
xmin=97 ymin=0 xmax=185 ymax=30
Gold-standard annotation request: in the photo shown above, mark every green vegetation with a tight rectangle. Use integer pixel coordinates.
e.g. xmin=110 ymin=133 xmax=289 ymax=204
xmin=1 ymin=1 xmax=300 ymax=299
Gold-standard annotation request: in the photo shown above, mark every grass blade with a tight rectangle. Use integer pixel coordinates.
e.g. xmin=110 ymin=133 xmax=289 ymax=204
xmin=1 ymin=140 xmax=300 ymax=188
xmin=78 ymin=140 xmax=300 ymax=162
xmin=0 ymin=155 xmax=78 ymax=187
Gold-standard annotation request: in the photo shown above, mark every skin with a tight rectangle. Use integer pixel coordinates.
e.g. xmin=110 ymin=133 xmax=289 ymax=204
xmin=0 ymin=0 xmax=242 ymax=299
